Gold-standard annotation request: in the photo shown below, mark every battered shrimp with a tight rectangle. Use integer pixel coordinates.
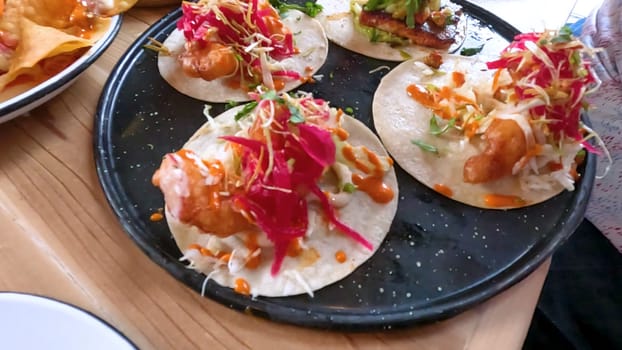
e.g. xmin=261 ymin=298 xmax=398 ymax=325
xmin=179 ymin=42 xmax=238 ymax=81
xmin=152 ymin=150 xmax=253 ymax=237
xmin=463 ymin=118 xmax=527 ymax=183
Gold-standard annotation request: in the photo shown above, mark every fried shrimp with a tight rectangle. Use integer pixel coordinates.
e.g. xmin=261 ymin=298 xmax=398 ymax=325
xmin=152 ymin=149 xmax=253 ymax=237
xmin=463 ymin=118 xmax=527 ymax=183
xmin=179 ymin=42 xmax=238 ymax=81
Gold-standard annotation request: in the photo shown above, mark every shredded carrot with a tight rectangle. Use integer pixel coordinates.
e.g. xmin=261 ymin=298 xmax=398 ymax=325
xmin=463 ymin=120 xmax=480 ymax=139
xmin=514 ymin=144 xmax=543 ymax=171
xmin=492 ymin=68 xmax=503 ymax=93
xmin=452 ymin=71 xmax=465 ymax=87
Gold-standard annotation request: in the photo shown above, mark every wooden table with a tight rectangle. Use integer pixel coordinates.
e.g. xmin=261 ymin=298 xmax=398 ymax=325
xmin=0 ymin=2 xmax=580 ymax=349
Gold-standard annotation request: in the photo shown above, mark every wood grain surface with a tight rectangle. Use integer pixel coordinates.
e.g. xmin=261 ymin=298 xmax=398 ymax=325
xmin=0 ymin=3 xmax=573 ymax=349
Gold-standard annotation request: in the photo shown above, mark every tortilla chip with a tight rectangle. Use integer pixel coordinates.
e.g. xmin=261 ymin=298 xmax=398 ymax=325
xmin=0 ymin=18 xmax=92 ymax=91
xmin=96 ymin=0 xmax=140 ymax=16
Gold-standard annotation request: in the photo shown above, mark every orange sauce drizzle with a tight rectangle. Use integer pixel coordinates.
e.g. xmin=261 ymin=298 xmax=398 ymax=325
xmin=188 ymin=243 xmax=203 ymax=251
xmin=483 ymin=194 xmax=526 ymax=208
xmin=187 ymin=244 xmax=214 ymax=257
xmin=286 ymin=238 xmax=303 ymax=257
xmin=342 ymin=145 xmax=370 ymax=174
xmin=331 ymin=127 xmax=349 ymax=141
xmin=335 ymin=109 xmax=343 ymax=123
xmin=433 ymin=184 xmax=453 ymax=197
xmin=273 ymin=78 xmax=286 ymax=91
xmin=335 ymin=250 xmax=347 ymax=263
xmin=149 ymin=212 xmax=164 ymax=222
xmin=234 ymin=278 xmax=251 ymax=295
xmin=344 ymin=145 xmax=395 ymax=203
xmin=299 ymin=75 xmax=316 ymax=84
xmin=352 ymin=174 xmax=394 ymax=203
xmin=244 ymin=232 xmax=261 ymax=269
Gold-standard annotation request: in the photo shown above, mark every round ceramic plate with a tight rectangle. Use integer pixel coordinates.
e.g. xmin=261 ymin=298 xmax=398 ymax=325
xmin=0 ymin=292 xmax=136 ymax=349
xmin=0 ymin=15 xmax=123 ymax=124
xmin=94 ymin=1 xmax=595 ymax=329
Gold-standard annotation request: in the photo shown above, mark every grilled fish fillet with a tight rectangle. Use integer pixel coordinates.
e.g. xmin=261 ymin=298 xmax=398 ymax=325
xmin=359 ymin=10 xmax=458 ymax=49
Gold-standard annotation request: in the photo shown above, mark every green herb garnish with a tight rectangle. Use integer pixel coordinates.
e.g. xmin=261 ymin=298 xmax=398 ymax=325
xmin=399 ymin=49 xmax=412 ymax=60
xmin=405 ymin=0 xmax=420 ymax=28
xmin=269 ymin=0 xmax=323 ymax=17
xmin=288 ymin=105 xmax=305 ymax=124
xmin=344 ymin=107 xmax=354 ymax=115
xmin=235 ymin=101 xmax=258 ymax=121
xmin=551 ymin=25 xmax=573 ymax=44
xmin=411 ymin=139 xmax=438 ymax=154
xmin=225 ymin=100 xmax=239 ymax=110
xmin=429 ymin=115 xmax=456 ymax=135
xmin=343 ymin=183 xmax=357 ymax=193
xmin=460 ymin=44 xmax=484 ymax=57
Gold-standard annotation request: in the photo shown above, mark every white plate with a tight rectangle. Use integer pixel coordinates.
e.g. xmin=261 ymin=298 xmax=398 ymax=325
xmin=0 ymin=15 xmax=122 ymax=124
xmin=0 ymin=292 xmax=136 ymax=349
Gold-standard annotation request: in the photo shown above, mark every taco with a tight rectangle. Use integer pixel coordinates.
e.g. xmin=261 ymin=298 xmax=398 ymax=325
xmin=373 ymin=29 xmax=601 ymax=209
xmin=152 ymin=91 xmax=399 ymax=297
xmin=0 ymin=0 xmax=137 ymax=101
xmin=315 ymin=0 xmax=466 ymax=61
xmin=156 ymin=0 xmax=329 ymax=103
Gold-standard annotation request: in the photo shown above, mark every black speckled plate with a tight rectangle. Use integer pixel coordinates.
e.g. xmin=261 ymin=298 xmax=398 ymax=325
xmin=94 ymin=1 xmax=595 ymax=330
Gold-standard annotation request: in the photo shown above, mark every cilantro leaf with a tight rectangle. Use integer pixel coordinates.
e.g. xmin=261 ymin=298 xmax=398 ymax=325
xmin=235 ymin=101 xmax=258 ymax=121
xmin=428 ymin=115 xmax=456 ymax=135
xmin=411 ymin=139 xmax=439 ymax=154
xmin=551 ymin=25 xmax=573 ymax=43
xmin=288 ymin=105 xmax=305 ymax=124
xmin=460 ymin=44 xmax=484 ymax=57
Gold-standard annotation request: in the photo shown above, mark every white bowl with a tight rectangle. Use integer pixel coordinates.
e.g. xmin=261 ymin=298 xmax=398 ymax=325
xmin=0 ymin=15 xmax=123 ymax=124
xmin=0 ymin=292 xmax=136 ymax=349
